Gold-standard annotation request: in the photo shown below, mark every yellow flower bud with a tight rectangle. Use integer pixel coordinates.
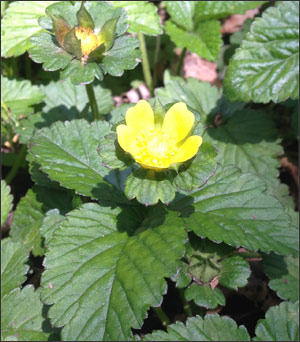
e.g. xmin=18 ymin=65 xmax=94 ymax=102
xmin=75 ymin=27 xmax=104 ymax=56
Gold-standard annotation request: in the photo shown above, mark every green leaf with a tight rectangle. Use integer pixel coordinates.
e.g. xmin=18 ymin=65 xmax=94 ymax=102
xmin=173 ymin=165 xmax=299 ymax=256
xmin=165 ymin=19 xmax=222 ymax=62
xmin=224 ymin=1 xmax=299 ymax=103
xmin=30 ymin=119 xmax=116 ymax=199
xmin=1 ymin=180 xmax=13 ymax=227
xmin=85 ymin=1 xmax=128 ymax=37
xmin=125 ymin=168 xmax=175 ymax=206
xmin=45 ymin=1 xmax=79 ymax=28
xmin=1 ymin=1 xmax=57 ymax=57
xmin=99 ymin=18 xmax=118 ymax=51
xmin=41 ymin=203 xmax=186 ymax=341
xmin=98 ymin=133 xmax=134 ymax=169
xmin=1 ymin=76 xmax=44 ymax=119
xmin=113 ymin=1 xmax=163 ymax=36
xmin=106 ymin=104 xmax=132 ymax=124
xmin=155 ymin=77 xmax=222 ymax=118
xmin=10 ymin=186 xmax=73 ymax=256
xmin=261 ymin=252 xmax=299 ymax=302
xmin=164 ymin=1 xmax=195 ymax=31
xmin=29 ymin=32 xmax=73 ymax=71
xmin=185 ymin=283 xmax=225 ymax=309
xmin=1 ymin=286 xmax=60 ymax=341
xmin=17 ymin=79 xmax=113 ymax=144
xmin=254 ymin=301 xmax=299 ymax=341
xmin=173 ymin=142 xmax=217 ymax=191
xmin=1 ymin=239 xmax=29 ymax=299
xmin=77 ymin=1 xmax=94 ymax=30
xmin=205 ymin=110 xmax=283 ymax=188
xmin=219 ymin=256 xmax=251 ymax=290
xmin=194 ymin=1 xmax=266 ymax=22
xmin=40 ymin=209 xmax=65 ymax=247
xmin=60 ymin=59 xmax=103 ymax=85
xmin=143 ymin=314 xmax=250 ymax=341
xmin=102 ymin=35 xmax=141 ymax=77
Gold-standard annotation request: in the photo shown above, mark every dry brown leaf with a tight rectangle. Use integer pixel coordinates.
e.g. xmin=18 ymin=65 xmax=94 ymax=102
xmin=183 ymin=53 xmax=218 ymax=83
xmin=221 ymin=9 xmax=259 ymax=34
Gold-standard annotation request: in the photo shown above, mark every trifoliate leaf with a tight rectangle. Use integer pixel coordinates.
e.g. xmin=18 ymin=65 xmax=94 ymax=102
xmin=1 ymin=286 xmax=60 ymax=341
xmin=125 ymin=167 xmax=176 ymax=206
xmin=165 ymin=19 xmax=222 ymax=62
xmin=164 ymin=1 xmax=195 ymax=32
xmin=261 ymin=252 xmax=299 ymax=302
xmin=175 ymin=236 xmax=250 ymax=309
xmin=143 ymin=314 xmax=250 ymax=341
xmin=194 ymin=1 xmax=266 ymax=22
xmin=113 ymin=1 xmax=163 ymax=36
xmin=1 ymin=1 xmax=57 ymax=57
xmin=1 ymin=76 xmax=44 ymax=119
xmin=1 ymin=180 xmax=13 ymax=227
xmin=1 ymin=239 xmax=29 ymax=299
xmin=224 ymin=1 xmax=299 ymax=103
xmin=185 ymin=283 xmax=225 ymax=310
xmin=206 ymin=110 xmax=283 ymax=188
xmin=10 ymin=186 xmax=73 ymax=256
xmin=254 ymin=301 xmax=299 ymax=341
xmin=173 ymin=165 xmax=299 ymax=256
xmin=41 ymin=204 xmax=186 ymax=341
xmin=155 ymin=77 xmax=222 ymax=117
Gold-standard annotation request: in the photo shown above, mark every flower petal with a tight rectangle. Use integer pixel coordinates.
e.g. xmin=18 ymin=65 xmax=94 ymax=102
xmin=162 ymin=102 xmax=195 ymax=143
xmin=172 ymin=135 xmax=202 ymax=163
xmin=125 ymin=100 xmax=154 ymax=132
xmin=116 ymin=124 xmax=137 ymax=155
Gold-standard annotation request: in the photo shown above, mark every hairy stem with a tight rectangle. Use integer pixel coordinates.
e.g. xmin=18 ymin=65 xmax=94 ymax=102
xmin=153 ymin=307 xmax=171 ymax=327
xmin=85 ymin=83 xmax=100 ymax=120
xmin=176 ymin=47 xmax=187 ymax=76
xmin=6 ymin=144 xmax=27 ymax=184
xmin=138 ymin=32 xmax=153 ymax=94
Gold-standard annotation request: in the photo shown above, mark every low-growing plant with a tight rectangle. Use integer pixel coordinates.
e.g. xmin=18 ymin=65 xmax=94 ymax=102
xmin=1 ymin=1 xmax=299 ymax=341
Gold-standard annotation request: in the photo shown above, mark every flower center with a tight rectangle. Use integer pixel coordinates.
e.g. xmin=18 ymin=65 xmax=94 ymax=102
xmin=134 ymin=129 xmax=178 ymax=168
xmin=75 ymin=27 xmax=103 ymax=56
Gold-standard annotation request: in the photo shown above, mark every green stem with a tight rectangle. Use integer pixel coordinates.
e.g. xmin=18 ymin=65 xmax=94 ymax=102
xmin=5 ymin=144 xmax=27 ymax=184
xmin=138 ymin=32 xmax=153 ymax=95
xmin=85 ymin=83 xmax=100 ymax=120
xmin=152 ymin=35 xmax=161 ymax=89
xmin=178 ymin=288 xmax=193 ymax=317
xmin=153 ymin=307 xmax=171 ymax=327
xmin=176 ymin=47 xmax=187 ymax=76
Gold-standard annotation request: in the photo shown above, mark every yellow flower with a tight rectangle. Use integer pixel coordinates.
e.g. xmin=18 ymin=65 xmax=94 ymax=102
xmin=116 ymin=100 xmax=202 ymax=170
xmin=75 ymin=27 xmax=104 ymax=56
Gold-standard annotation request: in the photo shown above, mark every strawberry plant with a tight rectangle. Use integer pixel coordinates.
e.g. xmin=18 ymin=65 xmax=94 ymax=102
xmin=1 ymin=1 xmax=299 ymax=341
